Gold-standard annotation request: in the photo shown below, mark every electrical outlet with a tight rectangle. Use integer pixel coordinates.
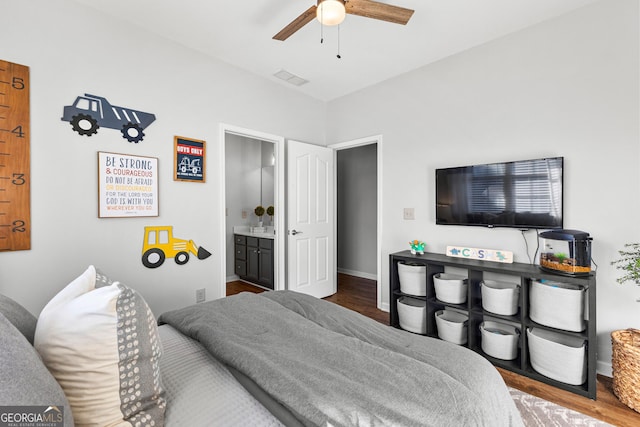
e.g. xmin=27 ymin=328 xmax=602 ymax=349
xmin=403 ymin=207 xmax=415 ymax=220
xmin=241 ymin=210 xmax=247 ymax=219
xmin=196 ymin=288 xmax=206 ymax=303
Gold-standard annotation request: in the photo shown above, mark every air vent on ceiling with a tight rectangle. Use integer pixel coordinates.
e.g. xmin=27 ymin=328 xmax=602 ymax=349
xmin=273 ymin=69 xmax=309 ymax=86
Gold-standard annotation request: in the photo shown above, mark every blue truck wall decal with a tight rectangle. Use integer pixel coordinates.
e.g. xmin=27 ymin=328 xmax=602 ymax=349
xmin=62 ymin=94 xmax=156 ymax=143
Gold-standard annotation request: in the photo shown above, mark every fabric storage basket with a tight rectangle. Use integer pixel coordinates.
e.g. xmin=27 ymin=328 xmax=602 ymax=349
xmin=527 ymin=328 xmax=586 ymax=386
xmin=435 ymin=309 xmax=468 ymax=345
xmin=398 ymin=262 xmax=426 ymax=296
xmin=397 ymin=296 xmax=426 ymax=334
xmin=433 ymin=273 xmax=467 ymax=304
xmin=480 ymin=321 xmax=520 ymax=360
xmin=480 ymin=280 xmax=520 ymax=316
xmin=611 ymin=329 xmax=640 ymax=413
xmin=529 ymin=280 xmax=586 ymax=332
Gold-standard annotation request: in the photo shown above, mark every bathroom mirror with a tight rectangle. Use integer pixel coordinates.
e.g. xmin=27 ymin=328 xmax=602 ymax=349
xmin=260 ymin=140 xmax=275 ymax=209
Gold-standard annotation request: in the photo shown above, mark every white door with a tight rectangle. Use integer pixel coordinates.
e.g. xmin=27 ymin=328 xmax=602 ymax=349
xmin=287 ymin=140 xmax=336 ymax=298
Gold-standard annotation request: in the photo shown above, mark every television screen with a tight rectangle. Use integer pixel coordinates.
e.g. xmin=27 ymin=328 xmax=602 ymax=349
xmin=436 ymin=157 xmax=563 ymax=229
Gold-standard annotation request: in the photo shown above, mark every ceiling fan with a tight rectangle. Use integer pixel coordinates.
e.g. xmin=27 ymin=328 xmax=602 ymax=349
xmin=273 ymin=0 xmax=415 ymax=41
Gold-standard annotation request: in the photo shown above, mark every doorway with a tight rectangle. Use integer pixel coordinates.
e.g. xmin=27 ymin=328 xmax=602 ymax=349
xmin=219 ymin=124 xmax=285 ymax=297
xmin=330 ymin=135 xmax=383 ymax=309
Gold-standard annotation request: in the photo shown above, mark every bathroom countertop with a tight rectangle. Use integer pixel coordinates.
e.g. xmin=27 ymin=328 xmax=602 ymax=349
xmin=233 ymin=226 xmax=275 ymax=240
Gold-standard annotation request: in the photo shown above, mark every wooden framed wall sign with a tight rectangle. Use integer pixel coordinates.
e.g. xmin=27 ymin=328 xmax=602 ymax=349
xmin=98 ymin=152 xmax=159 ymax=218
xmin=174 ymin=136 xmax=205 ymax=183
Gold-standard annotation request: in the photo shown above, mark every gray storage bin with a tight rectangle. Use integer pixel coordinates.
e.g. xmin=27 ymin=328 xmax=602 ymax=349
xmin=435 ymin=309 xmax=468 ymax=345
xmin=480 ymin=321 xmax=519 ymax=360
xmin=397 ymin=296 xmax=426 ymax=334
xmin=398 ymin=262 xmax=426 ymax=296
xmin=527 ymin=328 xmax=586 ymax=386
xmin=530 ymin=280 xmax=586 ymax=332
xmin=434 ymin=273 xmax=467 ymax=304
xmin=480 ymin=280 xmax=520 ymax=316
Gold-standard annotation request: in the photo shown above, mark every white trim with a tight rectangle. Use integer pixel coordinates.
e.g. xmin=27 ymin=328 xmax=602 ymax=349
xmin=329 ymin=135 xmax=383 ymax=311
xmin=337 ymin=268 xmax=377 ymax=281
xmin=220 ymin=124 xmax=286 ymax=299
xmin=226 ymin=274 xmax=240 ymax=283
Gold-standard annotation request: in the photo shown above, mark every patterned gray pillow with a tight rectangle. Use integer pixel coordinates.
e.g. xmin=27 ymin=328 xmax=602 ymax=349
xmin=34 ymin=265 xmax=165 ymax=426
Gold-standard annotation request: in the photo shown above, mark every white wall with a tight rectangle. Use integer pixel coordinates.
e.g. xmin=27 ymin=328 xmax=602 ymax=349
xmin=0 ymin=0 xmax=325 ymax=316
xmin=326 ymin=0 xmax=639 ymax=371
xmin=1 ymin=0 xmax=637 ymax=375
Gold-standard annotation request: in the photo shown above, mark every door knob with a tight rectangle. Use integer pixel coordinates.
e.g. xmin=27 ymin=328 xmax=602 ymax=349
xmin=289 ymin=229 xmax=303 ymax=235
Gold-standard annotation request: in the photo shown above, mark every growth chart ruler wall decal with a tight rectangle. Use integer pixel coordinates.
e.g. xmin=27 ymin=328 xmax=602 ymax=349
xmin=0 ymin=59 xmax=30 ymax=251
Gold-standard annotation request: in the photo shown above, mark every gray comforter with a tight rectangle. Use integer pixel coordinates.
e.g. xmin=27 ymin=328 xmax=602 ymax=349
xmin=158 ymin=291 xmax=523 ymax=427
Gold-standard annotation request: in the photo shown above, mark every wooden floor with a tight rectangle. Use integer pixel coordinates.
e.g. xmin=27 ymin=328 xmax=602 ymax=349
xmin=227 ymin=274 xmax=640 ymax=427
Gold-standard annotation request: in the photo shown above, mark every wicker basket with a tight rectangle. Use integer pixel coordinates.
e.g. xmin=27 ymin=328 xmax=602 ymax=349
xmin=611 ymin=329 xmax=640 ymax=413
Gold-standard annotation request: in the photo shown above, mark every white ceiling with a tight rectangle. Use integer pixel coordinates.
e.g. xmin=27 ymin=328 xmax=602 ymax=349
xmin=71 ymin=0 xmax=598 ymax=102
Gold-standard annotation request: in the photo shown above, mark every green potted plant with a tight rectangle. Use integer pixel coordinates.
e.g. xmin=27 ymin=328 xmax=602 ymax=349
xmin=266 ymin=205 xmax=274 ymax=224
xmin=610 ymin=243 xmax=640 ymax=413
xmin=254 ymin=205 xmax=265 ymax=226
xmin=612 ymin=243 xmax=640 ymax=289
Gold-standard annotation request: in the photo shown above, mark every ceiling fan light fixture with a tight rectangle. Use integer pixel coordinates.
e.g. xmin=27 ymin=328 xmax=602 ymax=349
xmin=316 ymin=0 xmax=346 ymax=26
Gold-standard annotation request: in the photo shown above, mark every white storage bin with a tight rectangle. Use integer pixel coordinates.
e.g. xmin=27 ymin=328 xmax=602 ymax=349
xmin=435 ymin=309 xmax=468 ymax=345
xmin=530 ymin=280 xmax=586 ymax=332
xmin=481 ymin=280 xmax=520 ymax=316
xmin=397 ymin=296 xmax=426 ymax=334
xmin=480 ymin=321 xmax=520 ymax=360
xmin=398 ymin=262 xmax=426 ymax=296
xmin=434 ymin=273 xmax=468 ymax=304
xmin=527 ymin=328 xmax=586 ymax=386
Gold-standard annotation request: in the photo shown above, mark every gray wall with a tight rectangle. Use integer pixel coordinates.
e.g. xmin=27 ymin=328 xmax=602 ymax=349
xmin=337 ymin=145 xmax=377 ymax=278
xmin=326 ymin=0 xmax=639 ymax=372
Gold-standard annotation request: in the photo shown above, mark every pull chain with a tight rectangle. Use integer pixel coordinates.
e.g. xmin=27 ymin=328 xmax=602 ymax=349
xmin=336 ymin=24 xmax=341 ymax=58
xmin=320 ymin=7 xmax=324 ymax=44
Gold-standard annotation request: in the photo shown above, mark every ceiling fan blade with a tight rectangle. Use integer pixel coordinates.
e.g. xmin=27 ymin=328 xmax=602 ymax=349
xmin=346 ymin=0 xmax=414 ymax=25
xmin=273 ymin=5 xmax=318 ymax=41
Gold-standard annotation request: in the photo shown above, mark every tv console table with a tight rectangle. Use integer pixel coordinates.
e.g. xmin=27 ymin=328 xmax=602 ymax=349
xmin=389 ymin=250 xmax=597 ymax=399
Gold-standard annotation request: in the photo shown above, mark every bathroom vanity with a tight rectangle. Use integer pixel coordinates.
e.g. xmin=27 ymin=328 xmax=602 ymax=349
xmin=234 ymin=227 xmax=274 ymax=289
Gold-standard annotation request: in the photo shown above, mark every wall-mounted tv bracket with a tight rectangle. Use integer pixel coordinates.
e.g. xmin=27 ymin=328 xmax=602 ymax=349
xmin=0 ymin=59 xmax=30 ymax=251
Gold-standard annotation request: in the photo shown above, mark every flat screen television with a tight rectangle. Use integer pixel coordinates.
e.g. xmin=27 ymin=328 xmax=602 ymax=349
xmin=436 ymin=157 xmax=563 ymax=229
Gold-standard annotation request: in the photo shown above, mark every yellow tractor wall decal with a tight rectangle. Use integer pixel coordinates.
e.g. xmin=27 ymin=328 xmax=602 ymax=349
xmin=141 ymin=225 xmax=211 ymax=268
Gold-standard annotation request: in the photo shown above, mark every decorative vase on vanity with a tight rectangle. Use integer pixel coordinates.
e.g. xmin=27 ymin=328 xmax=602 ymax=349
xmin=254 ymin=205 xmax=265 ymax=230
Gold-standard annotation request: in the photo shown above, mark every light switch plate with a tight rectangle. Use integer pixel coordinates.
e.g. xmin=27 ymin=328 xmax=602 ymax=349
xmin=403 ymin=208 xmax=415 ymax=220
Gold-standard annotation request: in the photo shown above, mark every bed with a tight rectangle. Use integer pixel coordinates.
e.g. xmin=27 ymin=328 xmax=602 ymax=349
xmin=0 ymin=266 xmax=523 ymax=427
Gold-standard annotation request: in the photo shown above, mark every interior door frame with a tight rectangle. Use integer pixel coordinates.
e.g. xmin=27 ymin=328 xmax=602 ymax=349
xmin=219 ymin=123 xmax=286 ymax=297
xmin=329 ymin=135 xmax=385 ymax=311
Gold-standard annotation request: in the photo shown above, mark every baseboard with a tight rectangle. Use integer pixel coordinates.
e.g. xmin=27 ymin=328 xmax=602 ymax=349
xmin=337 ymin=268 xmax=377 ymax=281
xmin=597 ymin=360 xmax=612 ymax=377
xmin=379 ymin=302 xmax=390 ymax=313
xmin=226 ymin=274 xmax=240 ymax=283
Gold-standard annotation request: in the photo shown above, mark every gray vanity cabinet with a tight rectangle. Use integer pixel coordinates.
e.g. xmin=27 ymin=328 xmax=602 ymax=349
xmin=235 ymin=234 xmax=274 ymax=290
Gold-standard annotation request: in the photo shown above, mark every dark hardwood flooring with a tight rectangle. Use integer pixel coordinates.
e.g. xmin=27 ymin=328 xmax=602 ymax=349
xmin=227 ymin=274 xmax=640 ymax=427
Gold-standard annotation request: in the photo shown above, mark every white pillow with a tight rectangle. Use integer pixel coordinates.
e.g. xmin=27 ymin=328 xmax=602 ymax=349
xmin=34 ymin=266 xmax=165 ymax=426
